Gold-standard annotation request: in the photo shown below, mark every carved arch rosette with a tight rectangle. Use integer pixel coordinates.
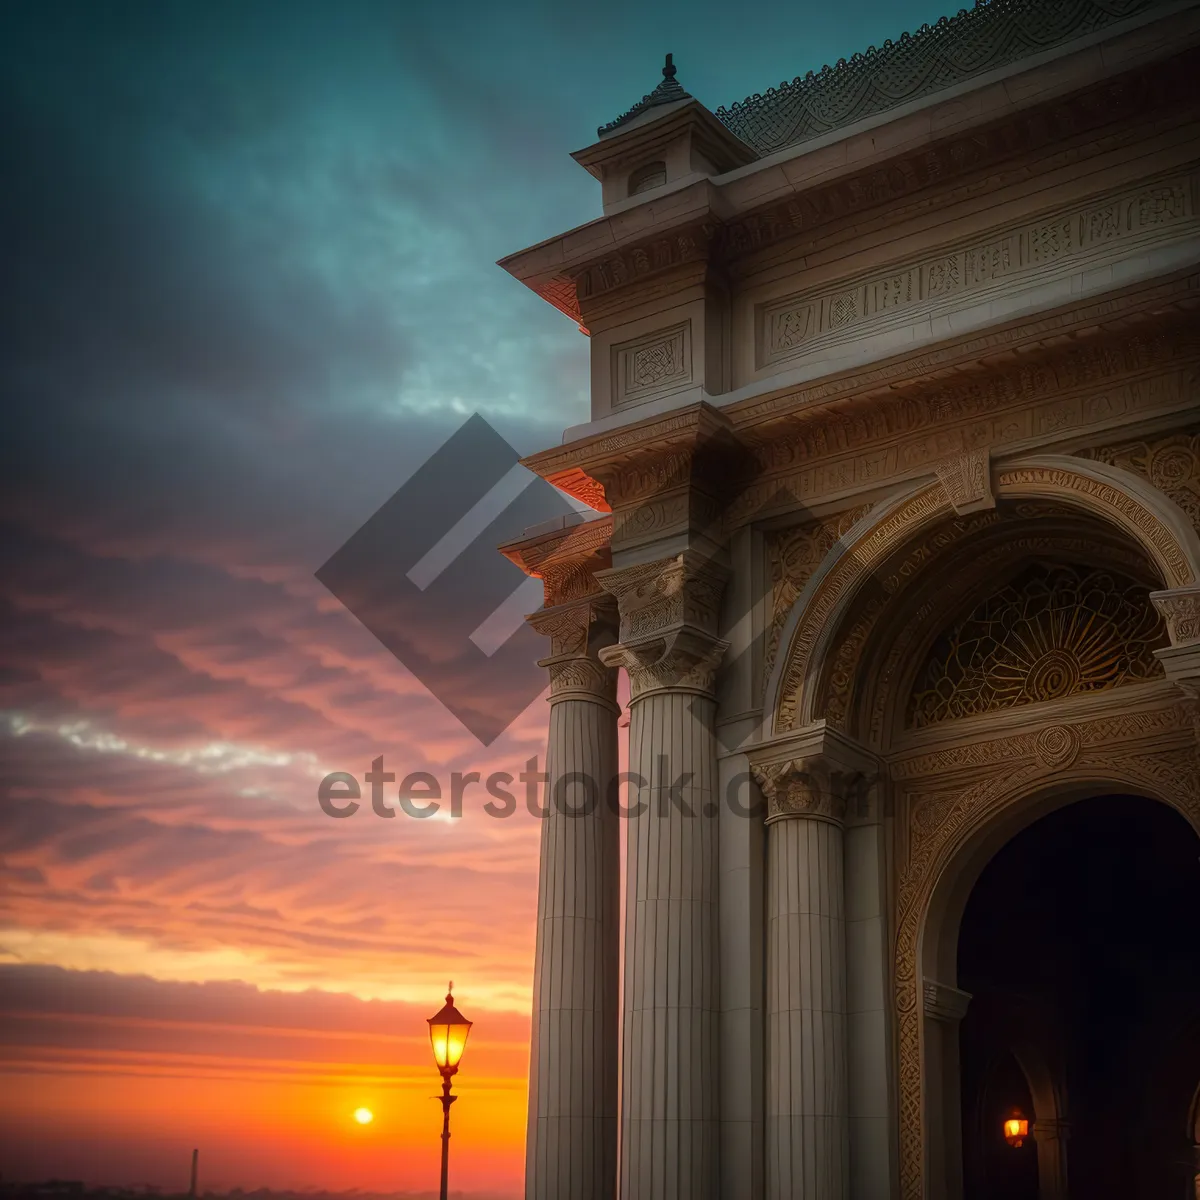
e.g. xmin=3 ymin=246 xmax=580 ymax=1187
xmin=891 ymin=700 xmax=1200 ymax=1199
xmin=768 ymin=454 xmax=1200 ymax=736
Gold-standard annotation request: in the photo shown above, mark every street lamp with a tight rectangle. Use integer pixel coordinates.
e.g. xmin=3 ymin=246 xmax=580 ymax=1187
xmin=427 ymin=983 xmax=472 ymax=1200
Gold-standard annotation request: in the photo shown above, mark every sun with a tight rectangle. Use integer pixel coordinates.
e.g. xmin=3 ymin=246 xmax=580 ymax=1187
xmin=353 ymin=1107 xmax=374 ymax=1125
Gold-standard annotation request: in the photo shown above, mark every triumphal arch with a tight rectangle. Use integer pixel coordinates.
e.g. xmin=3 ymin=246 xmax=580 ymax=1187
xmin=498 ymin=1 xmax=1200 ymax=1196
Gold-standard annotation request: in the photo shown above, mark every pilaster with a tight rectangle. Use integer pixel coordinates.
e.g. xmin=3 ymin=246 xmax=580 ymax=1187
xmin=597 ymin=548 xmax=730 ymax=1200
xmin=751 ymin=737 xmax=857 ymax=1200
xmin=503 ymin=518 xmax=621 ymax=1200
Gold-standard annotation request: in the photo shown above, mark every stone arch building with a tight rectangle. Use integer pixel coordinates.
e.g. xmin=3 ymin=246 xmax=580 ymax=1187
xmin=498 ymin=2 xmax=1200 ymax=1196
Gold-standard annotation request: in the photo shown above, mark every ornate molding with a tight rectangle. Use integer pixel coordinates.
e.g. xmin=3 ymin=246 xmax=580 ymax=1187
xmin=729 ymin=319 xmax=1200 ymax=525
xmin=720 ymin=47 xmax=1199 ymax=259
xmin=775 ymin=484 xmax=950 ymax=731
xmin=1077 ymin=424 xmax=1200 ymax=532
xmin=499 ymin=515 xmax=614 ymax=606
xmin=893 ymin=706 xmax=1200 ymax=1199
xmin=612 ymin=320 xmax=692 ymax=410
xmin=890 ymin=695 xmax=1193 ymax=781
xmin=934 ymin=449 xmax=994 ymax=515
xmin=763 ymin=503 xmax=874 ymax=693
xmin=756 ymin=170 xmax=1198 ymax=371
xmin=715 ymin=0 xmax=1180 ymax=157
xmin=907 ymin=562 xmax=1166 ymax=728
xmin=571 ymin=219 xmax=719 ymax=309
xmin=995 ymin=460 xmax=1197 ymax=587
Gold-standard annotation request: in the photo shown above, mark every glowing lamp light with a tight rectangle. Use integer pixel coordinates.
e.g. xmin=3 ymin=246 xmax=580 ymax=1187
xmin=1003 ymin=1110 xmax=1030 ymax=1148
xmin=428 ymin=982 xmax=472 ymax=1076
xmin=428 ymin=983 xmax=472 ymax=1200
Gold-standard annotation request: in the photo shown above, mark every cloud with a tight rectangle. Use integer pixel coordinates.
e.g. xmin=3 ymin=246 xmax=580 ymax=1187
xmin=0 ymin=0 xmax=962 ymax=1187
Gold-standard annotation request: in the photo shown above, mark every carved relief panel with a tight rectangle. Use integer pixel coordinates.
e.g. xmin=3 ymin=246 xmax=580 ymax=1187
xmin=611 ymin=320 xmax=693 ymax=410
xmin=755 ymin=172 xmax=1198 ymax=372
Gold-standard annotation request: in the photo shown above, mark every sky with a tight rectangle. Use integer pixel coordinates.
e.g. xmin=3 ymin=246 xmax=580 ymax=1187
xmin=0 ymin=0 xmax=960 ymax=1193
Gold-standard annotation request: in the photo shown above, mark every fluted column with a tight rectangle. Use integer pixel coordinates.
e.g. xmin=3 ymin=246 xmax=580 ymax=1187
xmin=598 ymin=551 xmax=729 ymax=1200
xmin=507 ymin=522 xmax=622 ymax=1200
xmin=753 ymin=756 xmax=850 ymax=1200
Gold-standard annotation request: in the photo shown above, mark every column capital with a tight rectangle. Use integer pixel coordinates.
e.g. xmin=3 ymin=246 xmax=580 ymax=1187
xmin=750 ymin=723 xmax=881 ymax=825
xmin=751 ymin=755 xmax=847 ymax=825
xmin=502 ymin=515 xmax=619 ymax=708
xmin=528 ymin=600 xmax=619 ymax=708
xmin=600 ymin=624 xmax=728 ymax=702
xmin=1152 ymin=585 xmax=1200 ymax=718
xmin=596 ymin=548 xmax=728 ymax=640
xmin=595 ymin=550 xmax=729 ymax=702
xmin=1152 ymin=585 xmax=1200 ymax=647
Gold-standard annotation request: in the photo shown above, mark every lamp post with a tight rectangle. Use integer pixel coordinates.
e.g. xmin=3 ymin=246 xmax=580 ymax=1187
xmin=427 ymin=983 xmax=472 ymax=1200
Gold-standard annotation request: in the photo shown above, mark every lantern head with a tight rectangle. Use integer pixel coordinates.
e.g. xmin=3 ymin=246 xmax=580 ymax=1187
xmin=1003 ymin=1110 xmax=1029 ymax=1148
xmin=427 ymin=983 xmax=472 ymax=1076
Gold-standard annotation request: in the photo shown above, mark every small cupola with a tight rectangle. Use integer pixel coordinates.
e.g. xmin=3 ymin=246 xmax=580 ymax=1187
xmin=572 ymin=54 xmax=757 ymax=214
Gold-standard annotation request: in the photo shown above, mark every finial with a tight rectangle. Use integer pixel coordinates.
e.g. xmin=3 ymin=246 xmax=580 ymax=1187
xmin=663 ymin=53 xmax=676 ymax=81
xmin=447 ymin=980 xmax=454 ymax=1000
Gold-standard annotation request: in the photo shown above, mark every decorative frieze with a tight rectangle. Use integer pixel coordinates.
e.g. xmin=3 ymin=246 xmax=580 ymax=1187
xmin=727 ymin=336 xmax=1200 ymax=525
xmin=572 ymin=219 xmax=719 ymax=307
xmin=756 ymin=172 xmax=1198 ymax=370
xmin=1076 ymin=424 xmax=1200 ymax=531
xmin=889 ymin=698 xmax=1194 ymax=781
xmin=612 ymin=321 xmax=692 ymax=410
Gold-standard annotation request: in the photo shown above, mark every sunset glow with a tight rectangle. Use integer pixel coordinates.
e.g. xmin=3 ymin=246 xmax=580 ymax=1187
xmin=0 ymin=0 xmax=968 ymax=1195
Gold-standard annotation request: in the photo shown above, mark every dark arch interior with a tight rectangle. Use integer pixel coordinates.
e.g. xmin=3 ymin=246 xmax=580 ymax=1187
xmin=957 ymin=794 xmax=1200 ymax=1200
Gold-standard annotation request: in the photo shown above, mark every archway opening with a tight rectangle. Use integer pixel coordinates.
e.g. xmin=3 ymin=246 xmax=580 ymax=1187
xmin=957 ymin=794 xmax=1200 ymax=1199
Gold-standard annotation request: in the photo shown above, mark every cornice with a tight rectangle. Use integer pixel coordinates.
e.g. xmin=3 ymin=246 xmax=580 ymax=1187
xmin=727 ymin=270 xmax=1200 ymax=437
xmin=499 ymin=514 xmax=613 ymax=575
xmin=721 ymin=47 xmax=1200 ymax=272
xmin=499 ymin=514 xmax=615 ymax=609
xmin=499 ymin=46 xmax=1200 ymax=329
xmin=520 ymin=275 xmax=1200 ymax=526
xmin=521 ymin=400 xmax=740 ymax=511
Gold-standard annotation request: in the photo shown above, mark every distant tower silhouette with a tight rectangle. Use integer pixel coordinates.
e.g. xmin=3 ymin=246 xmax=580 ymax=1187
xmin=189 ymin=1149 xmax=198 ymax=1198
